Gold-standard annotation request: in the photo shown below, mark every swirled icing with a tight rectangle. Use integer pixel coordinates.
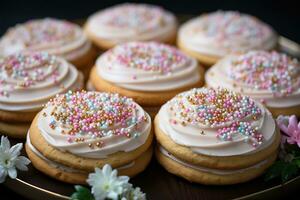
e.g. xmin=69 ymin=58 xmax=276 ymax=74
xmin=37 ymin=91 xmax=151 ymax=158
xmin=0 ymin=18 xmax=91 ymax=61
xmin=96 ymin=42 xmax=200 ymax=91
xmin=85 ymin=3 xmax=177 ymax=44
xmin=0 ymin=52 xmax=83 ymax=111
xmin=157 ymin=88 xmax=276 ymax=156
xmin=178 ymin=11 xmax=277 ymax=57
xmin=206 ymin=51 xmax=300 ymax=108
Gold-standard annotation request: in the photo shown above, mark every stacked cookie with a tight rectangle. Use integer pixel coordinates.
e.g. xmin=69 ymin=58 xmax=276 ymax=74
xmin=0 ymin=18 xmax=96 ymax=76
xmin=178 ymin=11 xmax=277 ymax=66
xmin=26 ymin=91 xmax=153 ymax=184
xmin=88 ymin=41 xmax=204 ymax=117
xmin=155 ymin=88 xmax=280 ymax=185
xmin=85 ymin=3 xmax=177 ymax=50
xmin=0 ymin=52 xmax=83 ymax=138
xmin=206 ymin=51 xmax=300 ymax=116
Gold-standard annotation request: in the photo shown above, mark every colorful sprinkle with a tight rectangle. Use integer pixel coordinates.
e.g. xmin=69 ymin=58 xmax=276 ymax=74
xmin=94 ymin=3 xmax=166 ymax=30
xmin=45 ymin=91 xmax=148 ymax=148
xmin=107 ymin=42 xmax=189 ymax=75
xmin=3 ymin=18 xmax=80 ymax=48
xmin=229 ymin=51 xmax=300 ymax=97
xmin=169 ymin=88 xmax=263 ymax=147
xmin=0 ymin=52 xmax=60 ymax=97
xmin=200 ymin=11 xmax=270 ymax=43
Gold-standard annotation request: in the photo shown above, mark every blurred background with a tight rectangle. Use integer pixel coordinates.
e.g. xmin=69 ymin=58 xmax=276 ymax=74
xmin=1 ymin=0 xmax=300 ymax=43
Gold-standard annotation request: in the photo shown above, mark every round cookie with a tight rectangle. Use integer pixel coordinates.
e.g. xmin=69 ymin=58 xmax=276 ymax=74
xmin=206 ymin=51 xmax=300 ymax=117
xmin=84 ymin=3 xmax=177 ymax=50
xmin=26 ymin=91 xmax=153 ymax=184
xmin=0 ymin=18 xmax=97 ymax=70
xmin=178 ymin=11 xmax=277 ymax=66
xmin=154 ymin=88 xmax=280 ymax=185
xmin=88 ymin=42 xmax=204 ymax=117
xmin=0 ymin=52 xmax=83 ymax=138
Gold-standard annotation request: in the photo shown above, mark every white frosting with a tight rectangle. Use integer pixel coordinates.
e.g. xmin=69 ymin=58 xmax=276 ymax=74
xmin=157 ymin=88 xmax=277 ymax=156
xmin=86 ymin=3 xmax=177 ymax=44
xmin=178 ymin=11 xmax=277 ymax=57
xmin=159 ymin=145 xmax=269 ymax=175
xmin=96 ymin=42 xmax=201 ymax=92
xmin=37 ymin=92 xmax=151 ymax=158
xmin=26 ymin=133 xmax=135 ymax=172
xmin=206 ymin=51 xmax=300 ymax=108
xmin=0 ymin=52 xmax=83 ymax=112
xmin=0 ymin=18 xmax=91 ymax=61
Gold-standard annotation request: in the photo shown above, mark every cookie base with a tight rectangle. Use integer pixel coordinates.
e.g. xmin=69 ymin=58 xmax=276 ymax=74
xmin=155 ymin=147 xmax=277 ymax=185
xmin=26 ymin=143 xmax=153 ymax=184
xmin=84 ymin=25 xmax=177 ymax=50
xmin=0 ymin=109 xmax=37 ymax=122
xmin=267 ymin=104 xmax=300 ymax=117
xmin=177 ymin=39 xmax=221 ymax=66
xmin=68 ymin=44 xmax=98 ymax=70
xmin=89 ymin=66 xmax=204 ymax=107
xmin=0 ymin=121 xmax=30 ymax=138
xmin=154 ymin=116 xmax=280 ymax=169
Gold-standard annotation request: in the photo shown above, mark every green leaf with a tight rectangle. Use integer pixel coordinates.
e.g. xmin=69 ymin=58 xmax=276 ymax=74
xmin=281 ymin=162 xmax=298 ymax=182
xmin=264 ymin=161 xmax=285 ymax=181
xmin=285 ymin=143 xmax=300 ymax=156
xmin=294 ymin=159 xmax=300 ymax=168
xmin=70 ymin=185 xmax=94 ymax=200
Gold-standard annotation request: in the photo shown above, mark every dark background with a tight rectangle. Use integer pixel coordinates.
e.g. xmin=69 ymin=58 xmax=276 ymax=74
xmin=1 ymin=0 xmax=300 ymax=43
xmin=1 ymin=0 xmax=300 ymax=199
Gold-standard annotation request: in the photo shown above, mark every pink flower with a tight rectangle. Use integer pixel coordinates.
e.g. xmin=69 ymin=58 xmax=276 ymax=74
xmin=277 ymin=115 xmax=300 ymax=147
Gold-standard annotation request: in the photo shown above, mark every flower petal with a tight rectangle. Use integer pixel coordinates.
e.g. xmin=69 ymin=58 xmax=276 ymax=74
xmin=87 ymin=173 xmax=97 ymax=186
xmin=289 ymin=115 xmax=298 ymax=128
xmin=92 ymin=187 xmax=107 ymax=200
xmin=102 ymin=164 xmax=112 ymax=177
xmin=110 ymin=169 xmax=118 ymax=179
xmin=276 ymin=116 xmax=289 ymax=134
xmin=0 ymin=136 xmax=10 ymax=150
xmin=107 ymin=190 xmax=119 ymax=200
xmin=9 ymin=143 xmax=23 ymax=157
xmin=277 ymin=115 xmax=289 ymax=126
xmin=15 ymin=156 xmax=31 ymax=171
xmin=8 ymin=167 xmax=17 ymax=179
xmin=87 ymin=168 xmax=104 ymax=187
xmin=287 ymin=137 xmax=296 ymax=145
xmin=132 ymin=187 xmax=146 ymax=200
xmin=0 ymin=168 xmax=7 ymax=183
xmin=118 ymin=175 xmax=130 ymax=184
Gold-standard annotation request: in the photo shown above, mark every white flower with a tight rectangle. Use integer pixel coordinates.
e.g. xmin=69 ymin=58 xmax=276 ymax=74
xmin=0 ymin=136 xmax=31 ymax=183
xmin=130 ymin=187 xmax=146 ymax=200
xmin=120 ymin=183 xmax=146 ymax=200
xmin=87 ymin=164 xmax=130 ymax=200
